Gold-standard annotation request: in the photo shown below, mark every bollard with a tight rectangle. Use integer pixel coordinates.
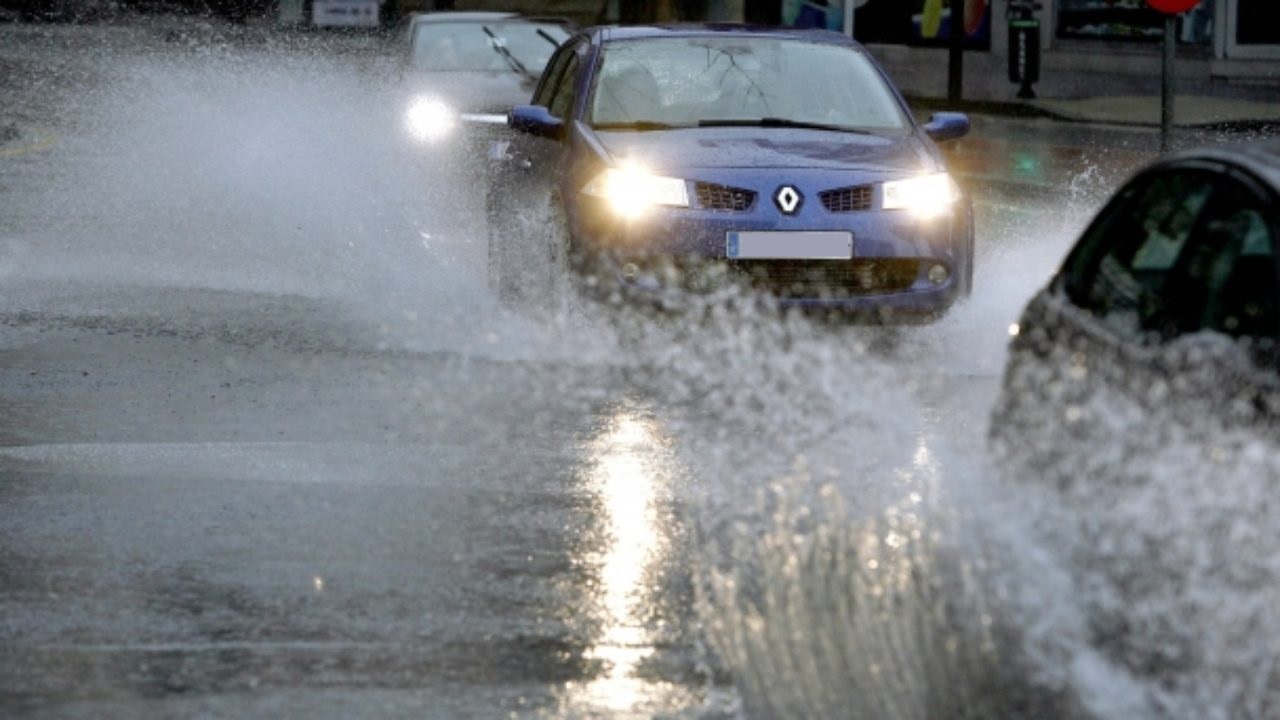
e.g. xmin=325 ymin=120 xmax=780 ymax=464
xmin=1007 ymin=1 xmax=1041 ymax=99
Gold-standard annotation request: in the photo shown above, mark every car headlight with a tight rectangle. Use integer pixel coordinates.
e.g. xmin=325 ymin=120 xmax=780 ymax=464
xmin=405 ymin=97 xmax=456 ymax=143
xmin=581 ymin=167 xmax=689 ymax=219
xmin=882 ymin=173 xmax=959 ymax=219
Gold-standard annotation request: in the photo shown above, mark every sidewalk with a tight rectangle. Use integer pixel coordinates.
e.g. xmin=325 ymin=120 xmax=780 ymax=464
xmin=909 ymin=93 xmax=1280 ymax=202
xmin=1031 ymin=95 xmax=1280 ymax=129
xmin=913 ymin=93 xmax=1280 ymax=130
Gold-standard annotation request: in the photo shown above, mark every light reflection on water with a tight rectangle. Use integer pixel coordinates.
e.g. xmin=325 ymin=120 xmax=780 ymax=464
xmin=560 ymin=405 xmax=678 ymax=716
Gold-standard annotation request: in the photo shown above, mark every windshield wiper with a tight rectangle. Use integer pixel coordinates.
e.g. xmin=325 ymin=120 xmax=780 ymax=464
xmin=592 ymin=120 xmax=687 ymax=132
xmin=697 ymin=117 xmax=877 ymax=135
xmin=536 ymin=28 xmax=562 ymax=48
xmin=481 ymin=26 xmax=535 ymax=81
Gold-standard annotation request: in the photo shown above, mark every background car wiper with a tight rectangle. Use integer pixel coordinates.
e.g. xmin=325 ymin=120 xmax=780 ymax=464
xmin=592 ymin=120 xmax=687 ymax=131
xmin=481 ymin=26 xmax=535 ymax=81
xmin=536 ymin=28 xmax=561 ymax=48
xmin=697 ymin=118 xmax=876 ymax=135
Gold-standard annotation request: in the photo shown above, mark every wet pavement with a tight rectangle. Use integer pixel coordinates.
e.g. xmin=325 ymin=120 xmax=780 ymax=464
xmin=0 ymin=19 xmax=720 ymax=718
xmin=2 ymin=14 xmax=1277 ymax=720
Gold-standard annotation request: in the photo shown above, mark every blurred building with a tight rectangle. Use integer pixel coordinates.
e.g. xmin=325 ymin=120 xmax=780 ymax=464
xmin=850 ymin=0 xmax=1278 ymax=103
xmin=431 ymin=0 xmax=1275 ymax=102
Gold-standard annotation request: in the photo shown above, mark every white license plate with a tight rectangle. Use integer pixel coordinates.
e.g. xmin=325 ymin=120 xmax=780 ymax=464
xmin=726 ymin=231 xmax=853 ymax=260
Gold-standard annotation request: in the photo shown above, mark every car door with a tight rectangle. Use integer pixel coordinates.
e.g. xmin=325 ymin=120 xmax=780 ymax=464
xmin=501 ymin=36 xmax=589 ymax=222
xmin=994 ymin=161 xmax=1280 ymax=479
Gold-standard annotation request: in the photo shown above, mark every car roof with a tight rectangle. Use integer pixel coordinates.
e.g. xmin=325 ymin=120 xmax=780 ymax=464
xmin=406 ymin=12 xmax=516 ymax=23
xmin=405 ymin=11 xmax=568 ymax=24
xmin=596 ymin=23 xmax=857 ymax=46
xmin=1169 ymin=139 xmax=1280 ymax=194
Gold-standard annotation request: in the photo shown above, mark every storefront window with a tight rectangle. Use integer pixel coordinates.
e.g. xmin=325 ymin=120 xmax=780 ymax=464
xmin=851 ymin=0 xmax=992 ymax=50
xmin=1056 ymin=0 xmax=1215 ymax=44
xmin=1235 ymin=0 xmax=1280 ymax=45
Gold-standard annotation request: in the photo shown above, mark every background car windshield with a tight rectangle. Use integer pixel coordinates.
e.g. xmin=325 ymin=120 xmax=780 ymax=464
xmin=410 ymin=22 xmax=568 ymax=73
xmin=588 ymin=37 xmax=909 ymax=132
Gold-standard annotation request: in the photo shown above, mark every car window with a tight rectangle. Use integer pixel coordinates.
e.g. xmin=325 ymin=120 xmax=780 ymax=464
xmin=546 ymin=49 xmax=582 ymax=120
xmin=1064 ymin=170 xmax=1215 ymax=340
xmin=586 ymin=37 xmax=909 ymax=132
xmin=1183 ymin=193 xmax=1277 ymax=341
xmin=410 ymin=21 xmax=568 ymax=73
xmin=533 ymin=40 xmax=579 ymax=109
xmin=532 ymin=46 xmax=569 ymax=107
xmin=1064 ymin=168 xmax=1278 ymax=349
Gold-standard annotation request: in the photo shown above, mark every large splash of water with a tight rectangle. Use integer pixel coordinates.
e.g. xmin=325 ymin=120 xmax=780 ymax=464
xmin=11 ymin=21 xmax=1273 ymax=719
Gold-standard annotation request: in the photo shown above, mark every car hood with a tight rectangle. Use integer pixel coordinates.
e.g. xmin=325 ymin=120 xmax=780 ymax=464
xmin=593 ymin=127 xmax=939 ymax=173
xmin=404 ymin=71 xmax=537 ymax=115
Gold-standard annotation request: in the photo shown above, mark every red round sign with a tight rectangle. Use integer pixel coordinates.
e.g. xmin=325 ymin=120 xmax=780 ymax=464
xmin=1146 ymin=0 xmax=1201 ymax=13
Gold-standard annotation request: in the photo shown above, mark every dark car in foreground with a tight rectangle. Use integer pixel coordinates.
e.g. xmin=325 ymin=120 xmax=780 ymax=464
xmin=991 ymin=140 xmax=1280 ymax=474
xmin=486 ymin=24 xmax=974 ymax=318
xmin=399 ymin=12 xmax=572 ymax=148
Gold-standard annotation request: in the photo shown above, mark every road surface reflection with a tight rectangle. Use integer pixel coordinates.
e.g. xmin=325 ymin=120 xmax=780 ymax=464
xmin=560 ymin=404 xmax=682 ymax=716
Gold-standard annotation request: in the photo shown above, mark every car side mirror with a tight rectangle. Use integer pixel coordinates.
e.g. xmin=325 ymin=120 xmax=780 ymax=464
xmin=509 ymin=105 xmax=564 ymax=140
xmin=923 ymin=112 xmax=970 ymax=142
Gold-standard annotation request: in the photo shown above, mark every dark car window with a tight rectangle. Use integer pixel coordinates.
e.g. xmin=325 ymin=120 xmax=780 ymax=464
xmin=1064 ymin=169 xmax=1214 ymax=340
xmin=1064 ymin=167 xmax=1278 ymax=348
xmin=546 ymin=48 xmax=583 ymax=120
xmin=533 ymin=41 xmax=576 ymax=107
xmin=1178 ymin=187 xmax=1277 ymax=340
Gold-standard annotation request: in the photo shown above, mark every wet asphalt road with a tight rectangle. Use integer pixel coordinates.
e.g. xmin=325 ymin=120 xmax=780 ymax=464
xmin=0 ymin=287 xmax=706 ymax=718
xmin=0 ymin=15 xmax=1191 ymax=720
xmin=0 ymin=19 xmax=725 ymax=718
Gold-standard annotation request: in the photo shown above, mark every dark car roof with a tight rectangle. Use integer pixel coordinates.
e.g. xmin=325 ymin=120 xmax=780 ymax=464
xmin=407 ymin=11 xmax=516 ymax=22
xmin=596 ymin=23 xmax=859 ymax=47
xmin=1167 ymin=139 xmax=1280 ymax=193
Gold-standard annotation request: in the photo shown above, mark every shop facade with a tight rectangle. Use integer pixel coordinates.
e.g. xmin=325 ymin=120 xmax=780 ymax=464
xmin=744 ymin=0 xmax=1279 ymax=102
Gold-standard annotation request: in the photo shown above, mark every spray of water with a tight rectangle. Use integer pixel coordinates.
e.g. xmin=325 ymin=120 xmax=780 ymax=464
xmin=11 ymin=22 xmax=1274 ymax=718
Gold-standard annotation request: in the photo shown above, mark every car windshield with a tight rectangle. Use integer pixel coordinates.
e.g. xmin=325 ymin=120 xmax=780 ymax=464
xmin=410 ymin=21 xmax=569 ymax=73
xmin=587 ymin=37 xmax=910 ymax=133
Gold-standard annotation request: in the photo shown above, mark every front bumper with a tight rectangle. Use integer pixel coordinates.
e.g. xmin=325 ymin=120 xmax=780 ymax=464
xmin=569 ymin=188 xmax=972 ymax=316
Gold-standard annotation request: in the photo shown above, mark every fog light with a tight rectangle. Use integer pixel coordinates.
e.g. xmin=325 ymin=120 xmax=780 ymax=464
xmin=927 ymin=264 xmax=949 ymax=285
xmin=622 ymin=262 xmax=639 ymax=281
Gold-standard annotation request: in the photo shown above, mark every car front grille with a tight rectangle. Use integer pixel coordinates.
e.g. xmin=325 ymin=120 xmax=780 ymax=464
xmin=695 ymin=182 xmax=756 ymax=212
xmin=819 ymin=185 xmax=874 ymax=213
xmin=731 ymin=258 xmax=920 ymax=298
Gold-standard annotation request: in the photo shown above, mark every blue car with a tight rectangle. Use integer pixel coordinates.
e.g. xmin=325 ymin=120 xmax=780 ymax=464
xmin=486 ymin=24 xmax=974 ymax=318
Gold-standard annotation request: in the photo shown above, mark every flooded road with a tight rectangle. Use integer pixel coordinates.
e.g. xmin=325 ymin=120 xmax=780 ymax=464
xmin=6 ymin=16 xmax=1260 ymax=720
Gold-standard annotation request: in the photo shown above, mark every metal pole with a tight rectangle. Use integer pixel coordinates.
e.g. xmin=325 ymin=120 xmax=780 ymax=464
xmin=844 ymin=0 xmax=854 ymax=37
xmin=1162 ymin=14 xmax=1176 ymax=152
xmin=948 ymin=0 xmax=964 ymax=101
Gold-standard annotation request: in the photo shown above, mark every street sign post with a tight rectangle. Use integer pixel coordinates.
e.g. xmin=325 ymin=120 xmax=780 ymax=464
xmin=1147 ymin=0 xmax=1200 ymax=151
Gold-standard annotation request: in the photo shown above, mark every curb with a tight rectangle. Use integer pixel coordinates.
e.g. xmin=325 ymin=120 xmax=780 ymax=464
xmin=908 ymin=96 xmax=1057 ymax=121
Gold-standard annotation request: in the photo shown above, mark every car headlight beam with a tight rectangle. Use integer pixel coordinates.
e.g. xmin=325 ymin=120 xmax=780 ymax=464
xmin=883 ymin=173 xmax=959 ymax=219
xmin=581 ymin=167 xmax=689 ymax=219
xmin=405 ymin=97 xmax=456 ymax=143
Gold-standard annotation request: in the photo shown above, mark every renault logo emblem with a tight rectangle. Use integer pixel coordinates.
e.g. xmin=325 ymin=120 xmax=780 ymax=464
xmin=774 ymin=185 xmax=802 ymax=215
